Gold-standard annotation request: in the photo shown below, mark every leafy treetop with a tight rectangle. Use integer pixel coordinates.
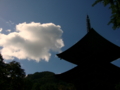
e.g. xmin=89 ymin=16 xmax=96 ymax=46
xmin=92 ymin=0 xmax=120 ymax=30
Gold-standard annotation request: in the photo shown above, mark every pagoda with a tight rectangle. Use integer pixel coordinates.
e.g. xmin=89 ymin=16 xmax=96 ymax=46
xmin=55 ymin=15 xmax=120 ymax=90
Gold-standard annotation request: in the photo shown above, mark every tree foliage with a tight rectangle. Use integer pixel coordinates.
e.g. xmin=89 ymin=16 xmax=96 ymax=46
xmin=92 ymin=0 xmax=120 ymax=29
xmin=24 ymin=71 xmax=76 ymax=90
xmin=0 ymin=53 xmax=25 ymax=90
xmin=0 ymin=53 xmax=76 ymax=90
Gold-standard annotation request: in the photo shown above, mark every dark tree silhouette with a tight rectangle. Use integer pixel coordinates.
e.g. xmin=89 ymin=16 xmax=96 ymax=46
xmin=0 ymin=53 xmax=76 ymax=90
xmin=0 ymin=53 xmax=7 ymax=90
xmin=24 ymin=71 xmax=76 ymax=90
xmin=92 ymin=0 xmax=120 ymax=29
xmin=0 ymin=53 xmax=25 ymax=90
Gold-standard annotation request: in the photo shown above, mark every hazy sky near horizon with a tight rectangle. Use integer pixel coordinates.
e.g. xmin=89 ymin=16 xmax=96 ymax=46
xmin=0 ymin=0 xmax=120 ymax=75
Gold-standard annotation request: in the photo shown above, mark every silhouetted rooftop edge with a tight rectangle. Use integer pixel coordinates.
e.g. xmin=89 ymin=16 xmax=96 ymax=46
xmin=57 ymin=28 xmax=120 ymax=65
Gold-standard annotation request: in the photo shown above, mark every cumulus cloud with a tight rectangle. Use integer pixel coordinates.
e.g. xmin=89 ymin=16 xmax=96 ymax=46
xmin=0 ymin=22 xmax=64 ymax=62
xmin=0 ymin=28 xmax=2 ymax=32
xmin=6 ymin=29 xmax=11 ymax=32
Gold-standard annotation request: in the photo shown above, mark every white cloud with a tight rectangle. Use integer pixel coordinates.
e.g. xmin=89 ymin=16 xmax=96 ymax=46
xmin=6 ymin=29 xmax=11 ymax=32
xmin=0 ymin=28 xmax=2 ymax=32
xmin=0 ymin=22 xmax=64 ymax=62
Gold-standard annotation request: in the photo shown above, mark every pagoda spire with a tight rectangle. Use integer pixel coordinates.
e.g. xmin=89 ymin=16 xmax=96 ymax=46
xmin=86 ymin=15 xmax=91 ymax=33
xmin=56 ymin=15 xmax=120 ymax=90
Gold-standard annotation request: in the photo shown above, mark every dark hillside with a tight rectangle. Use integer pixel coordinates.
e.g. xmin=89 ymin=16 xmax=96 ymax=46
xmin=24 ymin=71 xmax=76 ymax=90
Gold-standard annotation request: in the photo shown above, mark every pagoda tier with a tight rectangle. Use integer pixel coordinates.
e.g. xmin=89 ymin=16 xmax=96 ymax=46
xmin=57 ymin=28 xmax=120 ymax=65
xmin=55 ymin=63 xmax=120 ymax=90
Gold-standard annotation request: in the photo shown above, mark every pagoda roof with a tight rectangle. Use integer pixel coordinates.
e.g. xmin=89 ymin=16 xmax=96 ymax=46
xmin=57 ymin=28 xmax=120 ymax=65
xmin=55 ymin=64 xmax=120 ymax=90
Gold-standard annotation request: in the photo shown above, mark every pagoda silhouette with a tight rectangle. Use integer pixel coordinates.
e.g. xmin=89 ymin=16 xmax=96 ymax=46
xmin=55 ymin=15 xmax=120 ymax=90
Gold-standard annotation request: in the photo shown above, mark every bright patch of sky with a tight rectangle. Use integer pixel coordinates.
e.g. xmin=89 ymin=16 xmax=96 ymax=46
xmin=0 ymin=0 xmax=120 ymax=75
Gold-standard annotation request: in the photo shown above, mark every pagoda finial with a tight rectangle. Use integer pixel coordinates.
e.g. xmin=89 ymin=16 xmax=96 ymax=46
xmin=86 ymin=15 xmax=91 ymax=33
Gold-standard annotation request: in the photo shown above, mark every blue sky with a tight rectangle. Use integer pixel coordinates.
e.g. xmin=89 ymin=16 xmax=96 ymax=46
xmin=0 ymin=0 xmax=120 ymax=75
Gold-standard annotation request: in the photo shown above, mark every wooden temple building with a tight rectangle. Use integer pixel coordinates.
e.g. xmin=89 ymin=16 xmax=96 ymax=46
xmin=55 ymin=15 xmax=120 ymax=90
